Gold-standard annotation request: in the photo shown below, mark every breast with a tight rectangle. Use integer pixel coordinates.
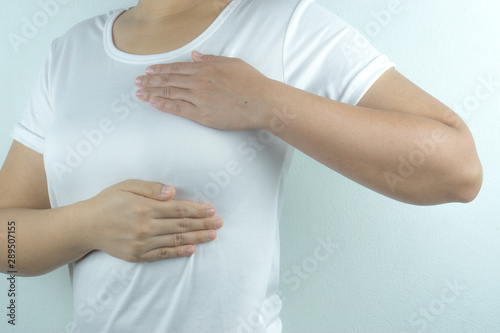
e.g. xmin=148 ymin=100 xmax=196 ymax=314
xmin=44 ymin=90 xmax=291 ymax=210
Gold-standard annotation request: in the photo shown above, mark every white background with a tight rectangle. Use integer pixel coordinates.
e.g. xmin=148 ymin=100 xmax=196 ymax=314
xmin=0 ymin=0 xmax=499 ymax=332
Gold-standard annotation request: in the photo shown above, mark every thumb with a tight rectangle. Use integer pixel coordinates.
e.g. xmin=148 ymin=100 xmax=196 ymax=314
xmin=118 ymin=180 xmax=176 ymax=201
xmin=192 ymin=50 xmax=222 ymax=63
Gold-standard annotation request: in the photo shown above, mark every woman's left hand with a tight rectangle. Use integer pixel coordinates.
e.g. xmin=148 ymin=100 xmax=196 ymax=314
xmin=135 ymin=51 xmax=276 ymax=131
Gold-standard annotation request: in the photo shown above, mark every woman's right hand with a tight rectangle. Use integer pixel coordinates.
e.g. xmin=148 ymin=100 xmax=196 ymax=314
xmin=81 ymin=179 xmax=223 ymax=263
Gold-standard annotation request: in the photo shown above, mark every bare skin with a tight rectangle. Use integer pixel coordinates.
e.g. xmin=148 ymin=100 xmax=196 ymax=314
xmin=0 ymin=0 xmax=232 ymax=277
xmin=134 ymin=55 xmax=482 ymax=205
xmin=0 ymin=0 xmax=483 ymax=276
xmin=0 ymin=142 xmax=224 ymax=276
xmin=112 ymin=0 xmax=233 ymax=55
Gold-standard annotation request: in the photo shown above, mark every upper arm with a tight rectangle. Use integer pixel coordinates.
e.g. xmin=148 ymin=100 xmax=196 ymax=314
xmin=0 ymin=140 xmax=50 ymax=210
xmin=357 ymin=68 xmax=464 ymax=129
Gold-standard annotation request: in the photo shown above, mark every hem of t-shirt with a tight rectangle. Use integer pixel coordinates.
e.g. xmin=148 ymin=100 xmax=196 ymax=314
xmin=341 ymin=55 xmax=396 ymax=106
xmin=103 ymin=0 xmax=243 ymax=64
xmin=10 ymin=123 xmax=44 ymax=154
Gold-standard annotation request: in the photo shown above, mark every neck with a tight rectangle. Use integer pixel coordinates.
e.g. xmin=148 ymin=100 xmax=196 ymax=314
xmin=130 ymin=0 xmax=230 ymax=24
xmin=132 ymin=0 xmax=202 ymax=21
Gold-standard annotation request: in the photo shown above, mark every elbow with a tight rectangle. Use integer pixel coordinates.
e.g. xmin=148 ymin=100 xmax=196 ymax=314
xmin=448 ymin=155 xmax=483 ymax=204
xmin=441 ymin=123 xmax=483 ymax=204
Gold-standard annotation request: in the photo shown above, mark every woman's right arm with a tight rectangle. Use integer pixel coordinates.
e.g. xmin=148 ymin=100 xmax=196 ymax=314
xmin=0 ymin=141 xmax=223 ymax=277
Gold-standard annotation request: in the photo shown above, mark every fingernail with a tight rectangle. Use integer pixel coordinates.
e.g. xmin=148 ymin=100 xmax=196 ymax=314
xmin=207 ymin=230 xmax=216 ymax=240
xmin=214 ymin=219 xmax=223 ymax=229
xmin=207 ymin=208 xmax=216 ymax=216
xmin=187 ymin=246 xmax=196 ymax=255
xmin=136 ymin=89 xmax=144 ymax=97
xmin=146 ymin=66 xmax=155 ymax=74
xmin=135 ymin=76 xmax=142 ymax=85
xmin=193 ymin=50 xmax=203 ymax=59
xmin=150 ymin=97 xmax=158 ymax=106
xmin=161 ymin=186 xmax=172 ymax=197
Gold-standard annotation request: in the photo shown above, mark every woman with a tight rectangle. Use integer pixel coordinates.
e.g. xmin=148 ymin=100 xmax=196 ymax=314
xmin=0 ymin=0 xmax=482 ymax=332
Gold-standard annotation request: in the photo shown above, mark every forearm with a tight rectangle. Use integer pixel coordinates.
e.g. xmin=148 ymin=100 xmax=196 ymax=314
xmin=263 ymin=81 xmax=482 ymax=205
xmin=0 ymin=202 xmax=92 ymax=277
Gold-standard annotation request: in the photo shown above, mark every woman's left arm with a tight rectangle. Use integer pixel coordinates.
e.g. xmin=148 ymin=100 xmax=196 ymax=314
xmin=135 ymin=52 xmax=483 ymax=206
xmin=262 ymin=67 xmax=483 ymax=205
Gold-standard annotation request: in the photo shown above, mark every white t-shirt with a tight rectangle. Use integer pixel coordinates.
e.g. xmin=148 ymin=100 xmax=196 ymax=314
xmin=11 ymin=0 xmax=394 ymax=332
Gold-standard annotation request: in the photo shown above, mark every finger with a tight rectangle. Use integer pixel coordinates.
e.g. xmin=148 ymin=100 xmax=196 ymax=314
xmin=117 ymin=179 xmax=175 ymax=201
xmin=145 ymin=62 xmax=200 ymax=75
xmin=145 ymin=229 xmax=218 ymax=253
xmin=135 ymin=73 xmax=193 ymax=89
xmin=150 ymin=216 xmax=224 ymax=236
xmin=150 ymin=97 xmax=198 ymax=117
xmin=139 ymin=245 xmax=197 ymax=262
xmin=136 ymin=86 xmax=192 ymax=103
xmin=150 ymin=200 xmax=216 ymax=219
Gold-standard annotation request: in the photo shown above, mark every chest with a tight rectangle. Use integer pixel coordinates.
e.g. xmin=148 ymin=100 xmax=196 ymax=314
xmin=43 ymin=64 xmax=289 ymax=205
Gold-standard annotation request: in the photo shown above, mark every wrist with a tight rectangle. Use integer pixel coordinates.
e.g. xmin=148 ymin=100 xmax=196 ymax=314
xmin=67 ymin=199 xmax=99 ymax=253
xmin=258 ymin=79 xmax=298 ymax=135
xmin=255 ymin=79 xmax=287 ymax=130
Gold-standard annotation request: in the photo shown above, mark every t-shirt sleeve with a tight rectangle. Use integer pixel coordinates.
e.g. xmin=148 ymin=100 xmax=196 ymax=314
xmin=283 ymin=0 xmax=396 ymax=105
xmin=10 ymin=41 xmax=55 ymax=155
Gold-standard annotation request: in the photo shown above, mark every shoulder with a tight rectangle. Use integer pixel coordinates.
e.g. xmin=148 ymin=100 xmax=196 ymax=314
xmin=51 ymin=8 xmax=122 ymax=51
xmin=287 ymin=0 xmax=348 ymax=27
xmin=234 ymin=0 xmax=342 ymax=32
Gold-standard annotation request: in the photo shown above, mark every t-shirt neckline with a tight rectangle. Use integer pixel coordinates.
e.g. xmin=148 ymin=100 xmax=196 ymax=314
xmin=103 ymin=0 xmax=242 ymax=64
